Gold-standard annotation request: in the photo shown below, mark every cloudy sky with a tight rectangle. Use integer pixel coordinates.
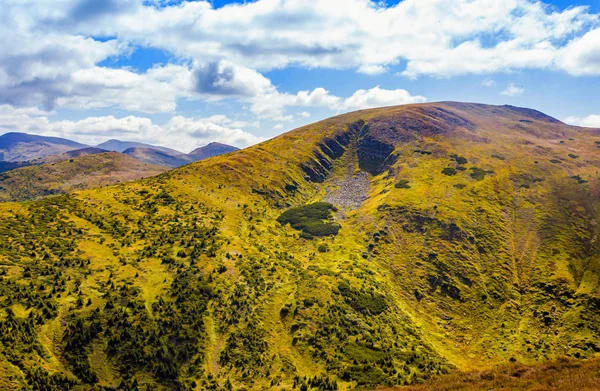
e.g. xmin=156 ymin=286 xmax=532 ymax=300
xmin=1 ymin=0 xmax=599 ymax=152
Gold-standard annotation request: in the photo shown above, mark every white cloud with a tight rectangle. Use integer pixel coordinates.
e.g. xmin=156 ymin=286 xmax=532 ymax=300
xmin=564 ymin=114 xmax=600 ymax=128
xmin=298 ymin=111 xmax=311 ymax=118
xmin=501 ymin=83 xmax=525 ymax=96
xmin=341 ymin=86 xmax=427 ymax=111
xmin=58 ymin=65 xmax=196 ymax=113
xmin=557 ymin=28 xmax=600 ymax=76
xmin=193 ymin=60 xmax=273 ymax=98
xmin=163 ymin=116 xmax=264 ymax=150
xmin=249 ymin=86 xmax=426 ymax=119
xmin=0 ymin=0 xmax=598 ymax=119
xmin=272 ymin=124 xmax=284 ymax=130
xmin=358 ymin=65 xmax=388 ymax=75
xmin=481 ymin=78 xmax=496 ymax=87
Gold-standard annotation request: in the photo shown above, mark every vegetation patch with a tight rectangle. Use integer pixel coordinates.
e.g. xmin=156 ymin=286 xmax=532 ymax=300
xmin=414 ymin=149 xmax=432 ymax=155
xmin=442 ymin=167 xmax=457 ymax=176
xmin=337 ymin=280 xmax=388 ymax=315
xmin=572 ymin=175 xmax=588 ymax=184
xmin=395 ymin=179 xmax=411 ymax=189
xmin=470 ymin=167 xmax=492 ymax=181
xmin=277 ymin=202 xmax=341 ymax=238
xmin=491 ymin=154 xmax=506 ymax=160
xmin=450 ymin=154 xmax=468 ymax=165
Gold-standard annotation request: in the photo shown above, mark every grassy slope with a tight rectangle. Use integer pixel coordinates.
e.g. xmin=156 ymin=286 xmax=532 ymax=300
xmin=0 ymin=152 xmax=169 ymax=201
xmin=383 ymin=357 xmax=600 ymax=391
xmin=0 ymin=102 xmax=599 ymax=390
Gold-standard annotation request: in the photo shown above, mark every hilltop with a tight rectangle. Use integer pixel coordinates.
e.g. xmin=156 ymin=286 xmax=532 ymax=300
xmin=96 ymin=139 xmax=183 ymax=155
xmin=0 ymin=102 xmax=599 ymax=390
xmin=0 ymin=152 xmax=168 ymax=202
xmin=122 ymin=147 xmax=192 ymax=168
xmin=188 ymin=142 xmax=239 ymax=161
xmin=0 ymin=132 xmax=87 ymax=162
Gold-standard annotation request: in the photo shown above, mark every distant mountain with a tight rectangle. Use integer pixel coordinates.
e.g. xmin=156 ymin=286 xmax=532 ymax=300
xmin=188 ymin=142 xmax=239 ymax=161
xmin=122 ymin=142 xmax=240 ymax=168
xmin=0 ymin=133 xmax=240 ymax=168
xmin=0 ymin=132 xmax=87 ymax=162
xmin=97 ymin=139 xmax=183 ymax=155
xmin=0 ymin=147 xmax=109 ymax=174
xmin=122 ymin=147 xmax=192 ymax=168
xmin=0 ymin=152 xmax=168 ymax=202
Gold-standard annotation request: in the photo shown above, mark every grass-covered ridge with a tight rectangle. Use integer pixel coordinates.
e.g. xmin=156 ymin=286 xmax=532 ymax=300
xmin=0 ymin=102 xmax=599 ymax=390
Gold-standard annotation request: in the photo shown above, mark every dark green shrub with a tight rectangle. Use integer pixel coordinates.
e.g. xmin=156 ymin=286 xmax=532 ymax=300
xmin=338 ymin=281 xmax=387 ymax=315
xmin=470 ymin=167 xmax=487 ymax=181
xmin=450 ymin=154 xmax=467 ymax=165
xmin=442 ymin=168 xmax=457 ymax=176
xmin=395 ymin=179 xmax=410 ymax=189
xmin=277 ymin=202 xmax=340 ymax=238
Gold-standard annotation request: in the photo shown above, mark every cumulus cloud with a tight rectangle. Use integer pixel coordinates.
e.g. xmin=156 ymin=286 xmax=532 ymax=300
xmin=557 ymin=28 xmax=600 ymax=76
xmin=0 ymin=105 xmax=262 ymax=151
xmin=341 ymin=86 xmax=427 ymax=111
xmin=85 ymin=0 xmax=596 ymax=77
xmin=564 ymin=114 xmax=600 ymax=128
xmin=193 ymin=61 xmax=272 ymax=97
xmin=501 ymin=83 xmax=525 ymax=97
xmin=0 ymin=0 xmax=598 ymax=120
xmin=57 ymin=65 xmax=196 ymax=113
xmin=250 ymin=86 xmax=426 ymax=119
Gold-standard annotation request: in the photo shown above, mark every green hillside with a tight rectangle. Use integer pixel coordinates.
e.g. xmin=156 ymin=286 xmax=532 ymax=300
xmin=0 ymin=102 xmax=599 ymax=390
xmin=0 ymin=152 xmax=168 ymax=202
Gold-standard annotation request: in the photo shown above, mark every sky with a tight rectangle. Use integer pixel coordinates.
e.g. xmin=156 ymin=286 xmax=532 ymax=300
xmin=1 ymin=0 xmax=600 ymax=153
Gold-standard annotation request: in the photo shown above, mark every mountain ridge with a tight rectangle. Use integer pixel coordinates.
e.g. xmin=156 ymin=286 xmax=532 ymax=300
xmin=0 ymin=132 xmax=240 ymax=168
xmin=0 ymin=102 xmax=599 ymax=390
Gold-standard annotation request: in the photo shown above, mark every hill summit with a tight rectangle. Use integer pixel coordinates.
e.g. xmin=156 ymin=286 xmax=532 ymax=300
xmin=0 ymin=102 xmax=599 ymax=390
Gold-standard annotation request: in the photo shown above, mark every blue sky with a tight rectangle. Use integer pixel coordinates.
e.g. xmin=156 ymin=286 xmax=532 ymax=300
xmin=1 ymin=0 xmax=599 ymax=152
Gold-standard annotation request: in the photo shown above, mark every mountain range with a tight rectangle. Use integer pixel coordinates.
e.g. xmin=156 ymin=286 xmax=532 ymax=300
xmin=0 ymin=102 xmax=599 ymax=390
xmin=0 ymin=133 xmax=239 ymax=168
xmin=0 ymin=134 xmax=239 ymax=201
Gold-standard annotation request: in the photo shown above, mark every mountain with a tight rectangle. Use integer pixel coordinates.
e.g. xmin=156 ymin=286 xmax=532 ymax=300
xmin=0 ymin=147 xmax=110 ymax=174
xmin=122 ymin=146 xmax=192 ymax=168
xmin=121 ymin=143 xmax=239 ymax=168
xmin=0 ymin=132 xmax=87 ymax=162
xmin=99 ymin=140 xmax=239 ymax=167
xmin=40 ymin=147 xmax=110 ymax=163
xmin=0 ymin=152 xmax=168 ymax=202
xmin=0 ymin=102 xmax=599 ymax=390
xmin=97 ymin=139 xmax=183 ymax=155
xmin=188 ymin=142 xmax=239 ymax=161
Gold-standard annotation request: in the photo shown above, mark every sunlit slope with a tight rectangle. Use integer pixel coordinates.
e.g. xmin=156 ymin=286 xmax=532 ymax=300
xmin=0 ymin=102 xmax=599 ymax=390
xmin=0 ymin=152 xmax=169 ymax=202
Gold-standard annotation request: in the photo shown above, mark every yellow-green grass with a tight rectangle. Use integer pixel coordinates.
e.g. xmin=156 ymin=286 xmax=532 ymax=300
xmin=0 ymin=102 xmax=599 ymax=390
